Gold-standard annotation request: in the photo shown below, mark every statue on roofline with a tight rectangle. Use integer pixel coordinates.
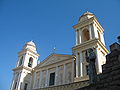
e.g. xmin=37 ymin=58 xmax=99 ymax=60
xmin=117 ymin=36 xmax=120 ymax=43
xmin=85 ymin=48 xmax=97 ymax=84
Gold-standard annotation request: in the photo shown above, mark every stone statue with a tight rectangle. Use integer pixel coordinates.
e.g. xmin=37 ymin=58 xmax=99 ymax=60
xmin=85 ymin=48 xmax=97 ymax=84
xmin=117 ymin=36 xmax=120 ymax=43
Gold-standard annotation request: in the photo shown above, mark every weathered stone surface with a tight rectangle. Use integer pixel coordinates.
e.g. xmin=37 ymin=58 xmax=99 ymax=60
xmin=110 ymin=43 xmax=120 ymax=52
xmin=77 ymin=43 xmax=120 ymax=90
xmin=35 ymin=80 xmax=89 ymax=90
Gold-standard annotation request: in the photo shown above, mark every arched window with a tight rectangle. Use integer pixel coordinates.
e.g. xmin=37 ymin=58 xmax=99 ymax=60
xmin=82 ymin=29 xmax=90 ymax=42
xmin=28 ymin=57 xmax=33 ymax=67
xmin=19 ymin=56 xmax=23 ymax=66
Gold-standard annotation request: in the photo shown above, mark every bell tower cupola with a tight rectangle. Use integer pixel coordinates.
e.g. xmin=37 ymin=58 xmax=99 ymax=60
xmin=10 ymin=41 xmax=40 ymax=90
xmin=72 ymin=12 xmax=109 ymax=81
xmin=75 ymin=11 xmax=105 ymax=45
xmin=17 ymin=41 xmax=39 ymax=68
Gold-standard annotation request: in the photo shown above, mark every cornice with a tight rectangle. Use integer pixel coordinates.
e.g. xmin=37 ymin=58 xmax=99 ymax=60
xmin=73 ymin=17 xmax=104 ymax=33
xmin=12 ymin=66 xmax=33 ymax=72
xmin=72 ymin=38 xmax=98 ymax=50
xmin=97 ymin=40 xmax=109 ymax=53
xmin=72 ymin=38 xmax=109 ymax=54
xmin=18 ymin=49 xmax=40 ymax=57
xmin=73 ymin=17 xmax=94 ymax=29
xmin=34 ymin=56 xmax=74 ymax=71
xmin=93 ymin=17 xmax=104 ymax=32
xmin=36 ymin=53 xmax=72 ymax=68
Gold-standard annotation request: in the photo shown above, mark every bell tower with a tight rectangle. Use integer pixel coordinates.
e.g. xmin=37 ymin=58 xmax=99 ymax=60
xmin=72 ymin=12 xmax=109 ymax=81
xmin=10 ymin=41 xmax=39 ymax=90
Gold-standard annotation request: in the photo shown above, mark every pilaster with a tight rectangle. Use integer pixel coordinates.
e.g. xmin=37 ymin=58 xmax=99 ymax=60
xmin=76 ymin=53 xmax=79 ymax=77
xmin=76 ymin=30 xmax=79 ymax=45
xmin=95 ymin=47 xmax=102 ymax=73
xmin=45 ymin=69 xmax=48 ymax=87
xmin=79 ymin=29 xmax=82 ymax=44
xmin=39 ymin=71 xmax=42 ymax=88
xmin=55 ymin=66 xmax=58 ymax=85
xmin=72 ymin=59 xmax=74 ymax=82
xmin=101 ymin=33 xmax=105 ymax=45
xmin=92 ymin=23 xmax=98 ymax=39
xmin=33 ymin=72 xmax=37 ymax=89
xmin=63 ymin=64 xmax=66 ymax=84
xmin=89 ymin=24 xmax=93 ymax=39
xmin=79 ymin=52 xmax=83 ymax=77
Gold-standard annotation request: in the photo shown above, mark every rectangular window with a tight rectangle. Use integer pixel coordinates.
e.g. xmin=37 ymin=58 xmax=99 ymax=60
xmin=49 ymin=72 xmax=55 ymax=86
xmin=86 ymin=65 xmax=89 ymax=75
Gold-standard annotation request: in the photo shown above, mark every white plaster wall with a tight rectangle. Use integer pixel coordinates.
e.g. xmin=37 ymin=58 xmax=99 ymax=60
xmin=57 ymin=65 xmax=64 ymax=85
xmin=23 ymin=51 xmax=38 ymax=68
xmin=18 ymin=69 xmax=32 ymax=90
xmin=65 ymin=63 xmax=72 ymax=84
xmin=40 ymin=70 xmax=46 ymax=88
xmin=34 ymin=56 xmax=74 ymax=89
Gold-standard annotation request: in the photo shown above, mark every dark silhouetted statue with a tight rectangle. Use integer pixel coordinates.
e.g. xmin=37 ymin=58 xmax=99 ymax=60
xmin=117 ymin=36 xmax=120 ymax=43
xmin=85 ymin=48 xmax=97 ymax=84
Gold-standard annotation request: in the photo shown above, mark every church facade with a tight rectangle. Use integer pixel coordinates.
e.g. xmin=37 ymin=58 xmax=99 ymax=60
xmin=10 ymin=12 xmax=109 ymax=90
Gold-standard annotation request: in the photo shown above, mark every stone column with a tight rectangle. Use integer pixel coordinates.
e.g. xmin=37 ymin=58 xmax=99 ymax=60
xmin=101 ymin=33 xmax=105 ymax=45
xmin=45 ymin=70 xmax=48 ymax=87
xmin=79 ymin=52 xmax=83 ymax=77
xmin=76 ymin=30 xmax=78 ymax=45
xmin=76 ymin=29 xmax=80 ymax=45
xmin=79 ymin=30 xmax=82 ymax=44
xmin=92 ymin=23 xmax=98 ymax=39
xmin=63 ymin=64 xmax=66 ymax=84
xmin=76 ymin=53 xmax=79 ymax=77
xmin=89 ymin=24 xmax=93 ymax=39
xmin=55 ymin=66 xmax=58 ymax=85
xmin=95 ymin=47 xmax=102 ymax=73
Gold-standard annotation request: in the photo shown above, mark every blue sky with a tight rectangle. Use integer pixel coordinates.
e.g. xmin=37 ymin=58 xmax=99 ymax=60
xmin=0 ymin=0 xmax=120 ymax=90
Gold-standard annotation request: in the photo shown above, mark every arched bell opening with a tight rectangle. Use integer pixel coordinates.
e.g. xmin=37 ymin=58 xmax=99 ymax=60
xmin=82 ymin=29 xmax=90 ymax=43
xmin=28 ymin=57 xmax=33 ymax=67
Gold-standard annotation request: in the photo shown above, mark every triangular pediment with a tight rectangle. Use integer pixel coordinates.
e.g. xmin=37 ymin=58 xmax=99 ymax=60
xmin=36 ymin=54 xmax=72 ymax=68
